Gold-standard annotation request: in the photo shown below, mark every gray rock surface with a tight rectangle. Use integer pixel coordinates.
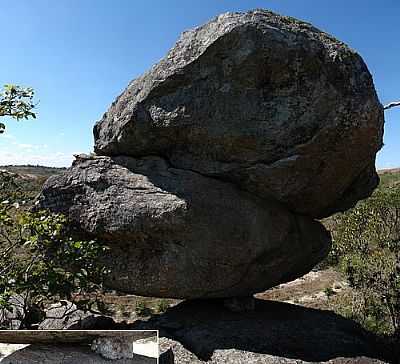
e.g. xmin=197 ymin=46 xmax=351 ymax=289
xmin=38 ymin=155 xmax=330 ymax=298
xmin=0 ymin=344 xmax=156 ymax=364
xmin=93 ymin=9 xmax=383 ymax=218
xmin=134 ymin=299 xmax=392 ymax=364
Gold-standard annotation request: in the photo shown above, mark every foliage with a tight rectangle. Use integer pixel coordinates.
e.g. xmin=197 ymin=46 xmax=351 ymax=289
xmin=156 ymin=299 xmax=170 ymax=313
xmin=324 ymin=286 xmax=335 ymax=299
xmin=330 ymin=185 xmax=400 ymax=337
xmin=135 ymin=301 xmax=153 ymax=317
xmin=0 ymin=173 xmax=110 ymax=329
xmin=0 ymin=171 xmax=41 ymax=207
xmin=0 ymin=84 xmax=36 ymax=134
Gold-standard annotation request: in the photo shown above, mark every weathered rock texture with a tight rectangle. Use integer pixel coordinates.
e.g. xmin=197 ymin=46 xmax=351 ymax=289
xmin=37 ymin=9 xmax=383 ymax=299
xmin=94 ymin=9 xmax=383 ymax=218
xmin=38 ymin=155 xmax=330 ymax=298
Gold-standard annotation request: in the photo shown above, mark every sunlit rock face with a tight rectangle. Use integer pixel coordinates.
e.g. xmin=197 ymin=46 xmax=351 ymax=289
xmin=37 ymin=9 xmax=383 ymax=299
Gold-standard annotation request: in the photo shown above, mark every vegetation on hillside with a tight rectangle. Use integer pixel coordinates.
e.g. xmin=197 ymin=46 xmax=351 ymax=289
xmin=1 ymin=165 xmax=67 ymax=177
xmin=325 ymin=169 xmax=400 ymax=347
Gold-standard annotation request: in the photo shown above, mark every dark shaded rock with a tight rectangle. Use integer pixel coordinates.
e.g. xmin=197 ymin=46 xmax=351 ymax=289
xmin=223 ymin=296 xmax=255 ymax=312
xmin=37 ymin=155 xmax=331 ymax=299
xmin=131 ymin=299 xmax=391 ymax=363
xmin=93 ymin=9 xmax=383 ymax=218
xmin=158 ymin=339 xmax=388 ymax=364
xmin=159 ymin=348 xmax=175 ymax=364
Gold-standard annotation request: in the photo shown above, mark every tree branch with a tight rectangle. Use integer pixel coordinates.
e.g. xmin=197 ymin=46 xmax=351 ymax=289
xmin=384 ymin=101 xmax=400 ymax=110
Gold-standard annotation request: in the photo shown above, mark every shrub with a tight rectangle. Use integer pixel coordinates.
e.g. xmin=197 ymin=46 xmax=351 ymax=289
xmin=156 ymin=299 xmax=170 ymax=313
xmin=330 ymin=186 xmax=400 ymax=337
xmin=324 ymin=287 xmax=335 ymax=299
xmin=135 ymin=301 xmax=153 ymax=317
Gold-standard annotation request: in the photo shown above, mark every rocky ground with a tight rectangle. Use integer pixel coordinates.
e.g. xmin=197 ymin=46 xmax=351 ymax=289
xmin=0 ymin=344 xmax=156 ymax=363
xmin=0 ymin=333 xmax=158 ymax=363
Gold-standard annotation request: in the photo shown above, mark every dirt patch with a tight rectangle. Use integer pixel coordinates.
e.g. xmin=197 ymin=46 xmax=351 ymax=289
xmin=256 ymin=269 xmax=349 ymax=310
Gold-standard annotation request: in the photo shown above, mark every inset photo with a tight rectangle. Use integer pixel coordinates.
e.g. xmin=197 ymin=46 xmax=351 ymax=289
xmin=0 ymin=330 xmax=158 ymax=363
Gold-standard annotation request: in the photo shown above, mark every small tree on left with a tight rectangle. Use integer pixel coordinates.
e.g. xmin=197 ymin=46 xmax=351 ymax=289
xmin=0 ymin=172 xmax=111 ymax=329
xmin=0 ymin=84 xmax=36 ymax=134
xmin=0 ymin=85 xmax=111 ymax=329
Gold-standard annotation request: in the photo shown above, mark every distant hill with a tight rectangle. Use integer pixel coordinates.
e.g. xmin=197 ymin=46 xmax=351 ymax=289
xmin=378 ymin=168 xmax=400 ymax=175
xmin=0 ymin=165 xmax=66 ymax=177
xmin=0 ymin=166 xmax=66 ymax=205
xmin=377 ymin=168 xmax=400 ymax=188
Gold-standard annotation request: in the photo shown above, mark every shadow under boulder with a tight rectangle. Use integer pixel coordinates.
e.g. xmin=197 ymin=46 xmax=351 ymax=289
xmin=130 ymin=299 xmax=392 ymax=363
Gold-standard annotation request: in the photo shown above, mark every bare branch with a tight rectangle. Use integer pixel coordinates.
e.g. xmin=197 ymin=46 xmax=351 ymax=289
xmin=384 ymin=101 xmax=400 ymax=110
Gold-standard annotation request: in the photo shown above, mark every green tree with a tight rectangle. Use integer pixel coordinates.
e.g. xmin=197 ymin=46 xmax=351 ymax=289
xmin=0 ymin=84 xmax=36 ymax=134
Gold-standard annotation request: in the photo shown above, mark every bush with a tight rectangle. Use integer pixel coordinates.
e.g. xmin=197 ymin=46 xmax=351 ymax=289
xmin=330 ymin=186 xmax=400 ymax=337
xmin=156 ymin=299 xmax=170 ymax=313
xmin=324 ymin=287 xmax=335 ymax=299
xmin=135 ymin=301 xmax=153 ymax=317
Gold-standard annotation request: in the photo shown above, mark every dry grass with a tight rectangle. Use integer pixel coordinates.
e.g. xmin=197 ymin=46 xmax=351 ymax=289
xmin=256 ymin=269 xmax=349 ymax=311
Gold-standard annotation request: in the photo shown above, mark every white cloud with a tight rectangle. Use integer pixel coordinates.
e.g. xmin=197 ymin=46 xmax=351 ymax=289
xmin=15 ymin=143 xmax=49 ymax=151
xmin=0 ymin=134 xmax=77 ymax=167
xmin=0 ymin=150 xmax=74 ymax=167
xmin=18 ymin=143 xmax=35 ymax=149
xmin=2 ymin=133 xmax=16 ymax=141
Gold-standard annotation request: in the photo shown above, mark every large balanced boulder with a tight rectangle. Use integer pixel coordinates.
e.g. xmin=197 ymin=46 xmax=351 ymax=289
xmin=38 ymin=155 xmax=330 ymax=298
xmin=37 ymin=9 xmax=383 ymax=299
xmin=94 ymin=9 xmax=383 ymax=218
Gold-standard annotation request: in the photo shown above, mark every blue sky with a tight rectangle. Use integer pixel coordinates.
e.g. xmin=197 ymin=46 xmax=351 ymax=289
xmin=1 ymin=0 xmax=399 ymax=168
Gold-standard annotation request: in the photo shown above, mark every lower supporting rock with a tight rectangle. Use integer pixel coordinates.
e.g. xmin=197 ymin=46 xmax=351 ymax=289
xmin=37 ymin=155 xmax=332 ymax=299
